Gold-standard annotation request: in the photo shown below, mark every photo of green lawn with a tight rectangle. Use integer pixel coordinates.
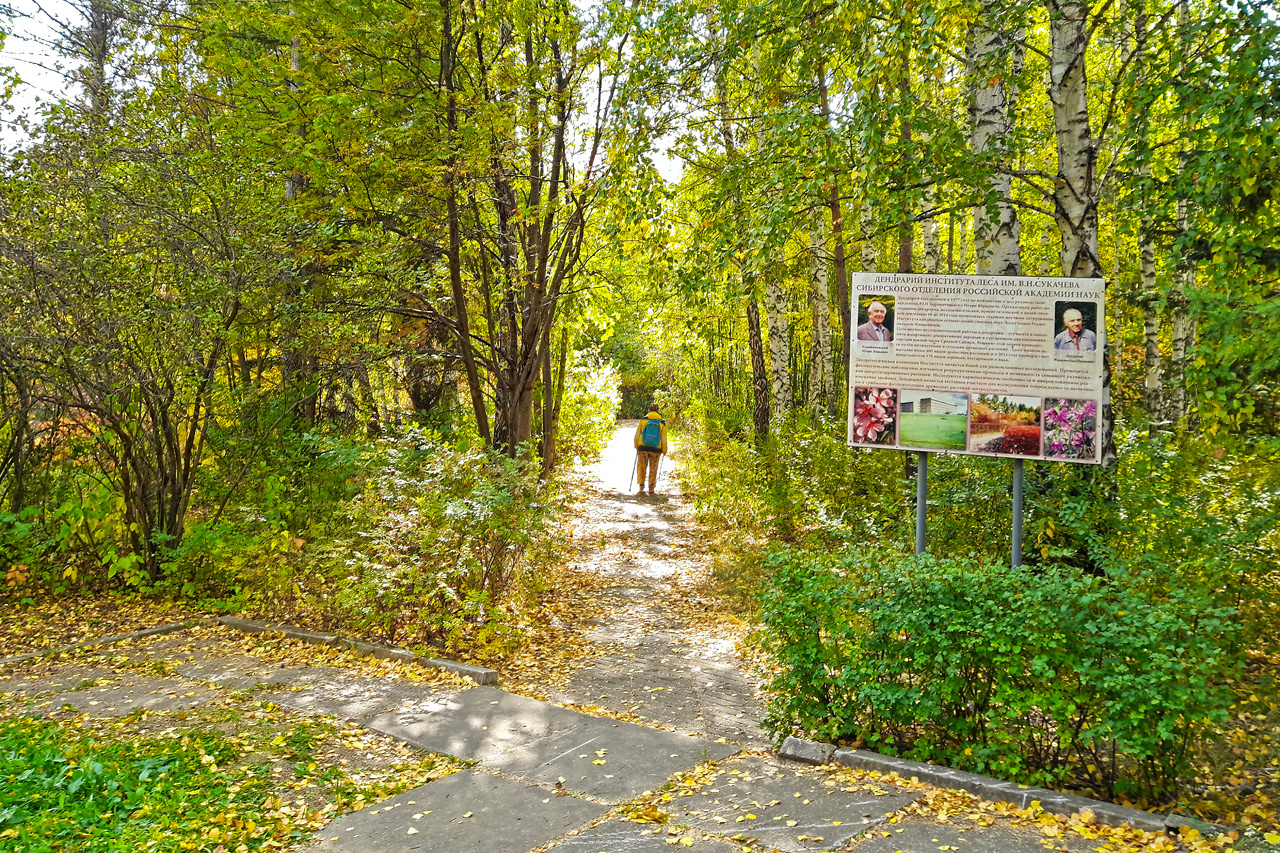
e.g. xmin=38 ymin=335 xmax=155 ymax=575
xmin=898 ymin=391 xmax=969 ymax=450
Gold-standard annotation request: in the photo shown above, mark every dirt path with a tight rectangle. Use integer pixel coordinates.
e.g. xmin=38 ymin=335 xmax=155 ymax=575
xmin=515 ymin=421 xmax=767 ymax=747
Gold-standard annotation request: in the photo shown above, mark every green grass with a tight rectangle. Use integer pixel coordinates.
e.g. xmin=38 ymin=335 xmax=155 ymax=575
xmin=0 ymin=714 xmax=268 ymax=852
xmin=0 ymin=708 xmax=456 ymax=852
xmin=900 ymin=413 xmax=967 ymax=450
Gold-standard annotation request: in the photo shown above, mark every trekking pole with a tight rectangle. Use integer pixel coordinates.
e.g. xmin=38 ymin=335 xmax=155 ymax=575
xmin=627 ymin=450 xmax=638 ymax=493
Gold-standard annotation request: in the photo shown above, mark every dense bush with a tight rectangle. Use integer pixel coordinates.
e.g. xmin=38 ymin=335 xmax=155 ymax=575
xmin=309 ymin=430 xmax=561 ymax=658
xmin=756 ymin=549 xmax=1241 ymax=801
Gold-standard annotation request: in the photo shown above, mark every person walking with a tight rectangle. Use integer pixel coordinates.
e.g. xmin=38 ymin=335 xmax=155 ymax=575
xmin=633 ymin=404 xmax=668 ymax=495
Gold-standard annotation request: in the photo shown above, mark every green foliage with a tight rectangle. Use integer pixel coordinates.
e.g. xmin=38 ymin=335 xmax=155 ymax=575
xmin=757 ymin=549 xmax=1241 ymax=801
xmin=318 ymin=430 xmax=560 ymax=657
xmin=0 ymin=716 xmax=253 ymax=851
xmin=0 ymin=509 xmax=54 ymax=594
xmin=682 ymin=411 xmax=908 ymax=549
xmin=553 ymin=356 xmax=621 ymax=463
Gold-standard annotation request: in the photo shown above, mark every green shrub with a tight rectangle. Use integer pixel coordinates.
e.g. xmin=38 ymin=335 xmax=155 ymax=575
xmin=0 ymin=508 xmax=56 ymax=597
xmin=757 ymin=549 xmax=1241 ymax=800
xmin=319 ymin=430 xmax=560 ymax=657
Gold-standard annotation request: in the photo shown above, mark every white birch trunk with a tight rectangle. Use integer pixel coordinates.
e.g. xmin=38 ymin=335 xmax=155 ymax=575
xmin=860 ymin=202 xmax=877 ymax=273
xmin=1046 ymin=0 xmax=1101 ymax=279
xmin=1166 ymin=194 xmax=1194 ymax=423
xmin=1046 ymin=0 xmax=1112 ymax=466
xmin=923 ymin=178 xmax=942 ymax=273
xmin=1164 ymin=0 xmax=1195 ymax=425
xmin=808 ymin=210 xmax=833 ymax=413
xmin=1140 ymin=169 xmax=1162 ymax=422
xmin=764 ymin=275 xmax=791 ymax=418
xmin=970 ymin=4 xmax=1023 ymax=276
xmin=1038 ymin=229 xmax=1052 ymax=275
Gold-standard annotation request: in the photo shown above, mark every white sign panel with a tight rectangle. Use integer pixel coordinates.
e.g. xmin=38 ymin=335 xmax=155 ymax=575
xmin=846 ymin=273 xmax=1106 ymax=464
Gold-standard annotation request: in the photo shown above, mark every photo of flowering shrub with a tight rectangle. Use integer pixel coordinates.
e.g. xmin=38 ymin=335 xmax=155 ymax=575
xmin=1043 ymin=398 xmax=1097 ymax=460
xmin=851 ymin=387 xmax=898 ymax=445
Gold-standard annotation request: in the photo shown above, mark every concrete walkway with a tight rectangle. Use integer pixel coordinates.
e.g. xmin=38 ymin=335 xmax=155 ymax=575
xmin=1 ymin=626 xmax=1114 ymax=852
xmin=0 ymin=425 xmax=1190 ymax=852
xmin=529 ymin=422 xmax=766 ymax=747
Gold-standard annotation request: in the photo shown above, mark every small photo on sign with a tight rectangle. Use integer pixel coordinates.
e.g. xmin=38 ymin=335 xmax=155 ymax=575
xmin=1043 ymin=398 xmax=1098 ymax=460
xmin=899 ymin=390 xmax=968 ymax=451
xmin=968 ymin=395 xmax=1042 ymax=457
xmin=851 ymin=387 xmax=898 ymax=445
xmin=1052 ymin=301 xmax=1099 ymax=360
xmin=855 ymin=295 xmax=895 ymax=346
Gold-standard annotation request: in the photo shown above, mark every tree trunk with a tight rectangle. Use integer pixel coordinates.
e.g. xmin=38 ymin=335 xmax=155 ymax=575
xmin=861 ymin=202 xmax=877 ymax=273
xmin=754 ymin=48 xmax=790 ymax=421
xmin=1046 ymin=0 xmax=1101 ymax=279
xmin=1046 ymin=0 xmax=1113 ymax=466
xmin=1140 ymin=191 xmax=1163 ymax=425
xmin=807 ymin=210 xmax=834 ymax=414
xmin=817 ymin=66 xmax=851 ymax=369
xmin=1164 ymin=1 xmax=1195 ymax=426
xmin=281 ymin=31 xmax=318 ymax=425
xmin=442 ymin=0 xmax=492 ymax=445
xmin=764 ymin=275 xmax=790 ymax=419
xmin=971 ymin=3 xmax=1024 ymax=276
xmin=1166 ymin=194 xmax=1194 ymax=423
xmin=898 ymin=56 xmax=914 ymax=275
xmin=923 ymin=182 xmax=942 ymax=273
xmin=747 ymin=297 xmax=770 ymax=437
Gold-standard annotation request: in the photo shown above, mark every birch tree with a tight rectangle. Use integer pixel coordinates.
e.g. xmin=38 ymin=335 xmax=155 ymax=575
xmin=970 ymin=1 xmax=1024 ymax=276
xmin=808 ymin=210 xmax=834 ymax=413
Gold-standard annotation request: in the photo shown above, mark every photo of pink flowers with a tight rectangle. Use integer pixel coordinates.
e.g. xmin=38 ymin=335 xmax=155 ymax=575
xmin=1043 ymin=398 xmax=1097 ymax=461
xmin=851 ymin=387 xmax=898 ymax=445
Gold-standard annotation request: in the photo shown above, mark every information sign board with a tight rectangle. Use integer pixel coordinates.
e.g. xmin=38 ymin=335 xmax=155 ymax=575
xmin=846 ymin=272 xmax=1106 ymax=464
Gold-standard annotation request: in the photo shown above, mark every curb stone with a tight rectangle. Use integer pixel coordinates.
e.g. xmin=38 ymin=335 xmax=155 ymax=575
xmin=216 ymin=616 xmax=501 ymax=685
xmin=779 ymin=736 xmax=1217 ymax=837
xmin=0 ymin=618 xmax=213 ymax=667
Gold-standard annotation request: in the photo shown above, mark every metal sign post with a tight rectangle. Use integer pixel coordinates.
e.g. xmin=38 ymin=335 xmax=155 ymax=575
xmin=915 ymin=451 xmax=928 ymax=555
xmin=1011 ymin=458 xmax=1024 ymax=567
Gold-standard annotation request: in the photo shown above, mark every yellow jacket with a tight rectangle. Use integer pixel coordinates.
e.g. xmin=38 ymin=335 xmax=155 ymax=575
xmin=634 ymin=411 xmax=668 ymax=454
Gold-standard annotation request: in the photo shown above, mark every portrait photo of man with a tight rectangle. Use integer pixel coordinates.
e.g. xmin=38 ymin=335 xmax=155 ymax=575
xmin=856 ymin=297 xmax=895 ymax=343
xmin=1053 ymin=303 xmax=1097 ymax=360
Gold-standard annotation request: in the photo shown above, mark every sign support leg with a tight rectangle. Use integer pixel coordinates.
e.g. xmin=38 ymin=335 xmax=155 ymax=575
xmin=915 ymin=451 xmax=928 ymax=555
xmin=1012 ymin=458 xmax=1024 ymax=567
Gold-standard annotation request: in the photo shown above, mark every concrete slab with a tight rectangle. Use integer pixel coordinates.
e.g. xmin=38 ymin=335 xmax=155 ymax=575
xmin=309 ymin=769 xmax=606 ymax=853
xmin=367 ymin=686 xmax=738 ymax=801
xmin=670 ymin=757 xmax=919 ymax=853
xmin=848 ymin=815 xmax=1104 ymax=852
xmin=260 ymin=677 xmax=458 ymax=721
xmin=35 ymin=673 xmax=217 ymax=717
xmin=487 ymin=715 xmax=740 ymax=802
xmin=173 ymin=654 xmax=308 ymax=689
xmin=367 ymin=687 xmax=594 ymax=761
xmin=0 ymin=665 xmax=115 ymax=697
xmin=546 ymin=820 xmax=740 ymax=852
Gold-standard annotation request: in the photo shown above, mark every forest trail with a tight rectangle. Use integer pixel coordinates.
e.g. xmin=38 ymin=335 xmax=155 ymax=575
xmin=512 ymin=421 xmax=767 ymax=747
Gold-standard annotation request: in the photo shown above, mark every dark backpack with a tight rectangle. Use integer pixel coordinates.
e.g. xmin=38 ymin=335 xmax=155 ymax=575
xmin=641 ymin=418 xmax=664 ymax=449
